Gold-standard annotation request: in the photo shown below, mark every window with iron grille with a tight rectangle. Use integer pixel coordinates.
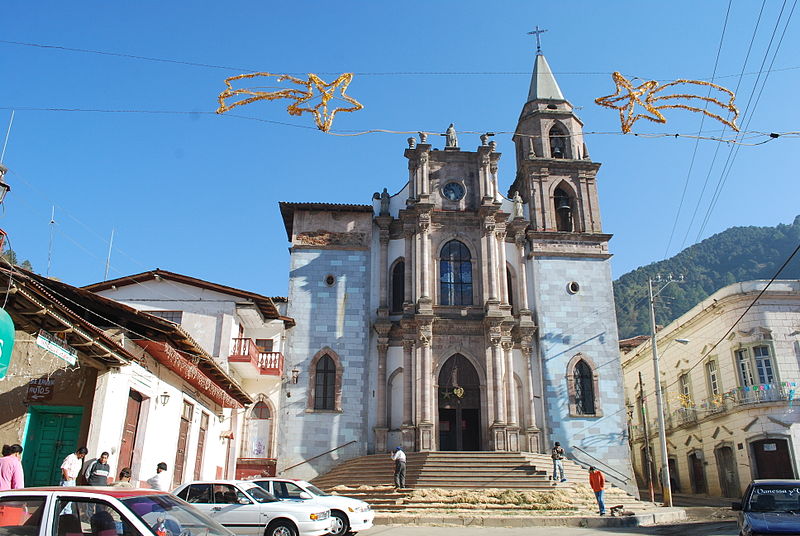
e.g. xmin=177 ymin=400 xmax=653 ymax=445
xmin=314 ymin=355 xmax=336 ymax=410
xmin=574 ymin=360 xmax=595 ymax=415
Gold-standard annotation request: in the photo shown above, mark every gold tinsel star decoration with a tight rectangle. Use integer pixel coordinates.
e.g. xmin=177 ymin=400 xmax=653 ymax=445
xmin=216 ymin=72 xmax=363 ymax=132
xmin=595 ymin=72 xmax=739 ymax=134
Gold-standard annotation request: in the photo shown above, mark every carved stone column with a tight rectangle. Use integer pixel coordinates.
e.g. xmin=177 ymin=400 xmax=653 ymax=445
xmin=521 ymin=334 xmax=542 ymax=452
xmin=401 ymin=338 xmax=415 ymax=450
xmin=496 ymin=226 xmax=508 ymax=305
xmin=488 ymin=323 xmax=506 ymax=450
xmin=374 ymin=340 xmax=389 ymax=453
xmin=403 ymin=226 xmax=414 ymax=307
xmin=515 ymin=231 xmax=530 ymax=312
xmin=418 ymin=212 xmax=432 ymax=305
xmin=503 ymin=340 xmax=520 ymax=452
xmin=417 ymin=321 xmax=434 ymax=451
xmin=419 ymin=151 xmax=430 ymax=197
xmin=378 ymin=227 xmax=390 ymax=310
xmin=483 ymin=216 xmax=498 ymax=303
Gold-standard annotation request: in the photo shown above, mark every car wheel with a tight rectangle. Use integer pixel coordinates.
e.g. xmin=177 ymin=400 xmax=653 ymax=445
xmin=265 ymin=521 xmax=297 ymax=536
xmin=329 ymin=511 xmax=350 ymax=536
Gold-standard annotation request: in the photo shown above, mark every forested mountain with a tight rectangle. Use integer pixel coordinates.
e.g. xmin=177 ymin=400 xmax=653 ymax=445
xmin=614 ymin=216 xmax=800 ymax=339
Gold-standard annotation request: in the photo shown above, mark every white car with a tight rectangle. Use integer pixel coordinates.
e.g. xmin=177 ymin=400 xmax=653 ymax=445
xmin=250 ymin=478 xmax=373 ymax=536
xmin=173 ymin=480 xmax=333 ymax=536
xmin=0 ymin=487 xmax=234 ymax=536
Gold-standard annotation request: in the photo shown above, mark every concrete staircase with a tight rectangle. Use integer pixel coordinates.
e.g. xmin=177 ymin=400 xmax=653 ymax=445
xmin=311 ymin=452 xmax=653 ymax=513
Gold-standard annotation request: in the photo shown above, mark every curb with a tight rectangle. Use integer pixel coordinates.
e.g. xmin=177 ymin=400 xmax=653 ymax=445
xmin=374 ymin=508 xmax=687 ymax=528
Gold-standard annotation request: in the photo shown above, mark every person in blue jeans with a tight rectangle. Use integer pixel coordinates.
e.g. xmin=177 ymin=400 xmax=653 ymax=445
xmin=551 ymin=442 xmax=566 ymax=482
xmin=589 ymin=466 xmax=606 ymax=515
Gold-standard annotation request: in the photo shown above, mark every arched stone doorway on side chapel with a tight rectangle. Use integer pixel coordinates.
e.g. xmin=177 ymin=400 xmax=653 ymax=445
xmin=437 ymin=354 xmax=481 ymax=451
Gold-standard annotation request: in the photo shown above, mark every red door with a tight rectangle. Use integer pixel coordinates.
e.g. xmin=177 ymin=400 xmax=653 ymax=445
xmin=118 ymin=390 xmax=143 ymax=473
xmin=194 ymin=413 xmax=209 ymax=480
xmin=173 ymin=401 xmax=193 ymax=488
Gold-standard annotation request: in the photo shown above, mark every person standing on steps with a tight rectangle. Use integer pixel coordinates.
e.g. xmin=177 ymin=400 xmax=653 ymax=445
xmin=589 ymin=466 xmax=606 ymax=515
xmin=391 ymin=446 xmax=406 ymax=489
xmin=551 ymin=441 xmax=566 ymax=482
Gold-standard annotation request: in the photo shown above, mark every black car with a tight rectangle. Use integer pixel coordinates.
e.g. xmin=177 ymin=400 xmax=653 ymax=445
xmin=733 ymin=480 xmax=800 ymax=535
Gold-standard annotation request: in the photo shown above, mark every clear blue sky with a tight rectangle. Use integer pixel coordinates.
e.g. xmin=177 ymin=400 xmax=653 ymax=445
xmin=2 ymin=1 xmax=798 ymax=296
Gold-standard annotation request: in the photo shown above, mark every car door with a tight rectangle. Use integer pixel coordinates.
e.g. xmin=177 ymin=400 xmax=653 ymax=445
xmin=272 ymin=481 xmax=307 ymax=501
xmin=206 ymin=484 xmax=263 ymax=536
xmin=175 ymin=484 xmax=214 ymax=516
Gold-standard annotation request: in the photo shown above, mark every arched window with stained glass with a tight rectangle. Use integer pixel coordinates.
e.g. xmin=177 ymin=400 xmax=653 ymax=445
xmin=440 ymin=240 xmax=473 ymax=306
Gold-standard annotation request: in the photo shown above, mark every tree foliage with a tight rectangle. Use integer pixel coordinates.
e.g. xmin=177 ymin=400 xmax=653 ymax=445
xmin=614 ymin=215 xmax=800 ymax=339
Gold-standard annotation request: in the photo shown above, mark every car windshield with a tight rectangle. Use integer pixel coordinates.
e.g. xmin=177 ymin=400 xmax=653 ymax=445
xmin=241 ymin=485 xmax=278 ymax=503
xmin=122 ymin=494 xmax=234 ymax=536
xmin=302 ymin=483 xmax=330 ymax=497
xmin=747 ymin=485 xmax=800 ymax=512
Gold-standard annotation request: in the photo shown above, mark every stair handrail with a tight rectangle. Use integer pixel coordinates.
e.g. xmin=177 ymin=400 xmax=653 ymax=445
xmin=279 ymin=440 xmax=357 ymax=474
xmin=569 ymin=446 xmax=631 ymax=485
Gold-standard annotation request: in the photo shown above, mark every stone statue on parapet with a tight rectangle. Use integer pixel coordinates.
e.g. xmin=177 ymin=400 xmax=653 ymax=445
xmin=442 ymin=123 xmax=458 ymax=148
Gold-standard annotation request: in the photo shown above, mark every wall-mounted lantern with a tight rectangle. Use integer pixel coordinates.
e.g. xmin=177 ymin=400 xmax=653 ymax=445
xmin=291 ymin=369 xmax=299 ymax=384
xmin=158 ymin=391 xmax=171 ymax=406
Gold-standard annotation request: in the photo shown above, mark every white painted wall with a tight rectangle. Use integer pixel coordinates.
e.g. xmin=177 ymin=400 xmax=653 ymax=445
xmin=86 ymin=359 xmax=228 ymax=487
xmin=622 ymin=280 xmax=800 ymax=497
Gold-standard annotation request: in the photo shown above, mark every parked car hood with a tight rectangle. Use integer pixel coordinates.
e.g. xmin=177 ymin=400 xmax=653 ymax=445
xmin=745 ymin=511 xmax=800 ymax=533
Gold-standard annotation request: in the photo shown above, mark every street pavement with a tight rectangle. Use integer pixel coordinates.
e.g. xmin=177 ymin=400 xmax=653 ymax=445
xmin=366 ymin=519 xmax=737 ymax=535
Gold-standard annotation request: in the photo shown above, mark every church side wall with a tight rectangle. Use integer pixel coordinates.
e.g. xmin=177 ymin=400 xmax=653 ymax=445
xmin=531 ymin=255 xmax=636 ymax=494
xmin=279 ymin=249 xmax=372 ymax=480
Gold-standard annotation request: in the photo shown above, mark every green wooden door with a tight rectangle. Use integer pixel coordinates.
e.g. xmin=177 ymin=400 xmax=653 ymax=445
xmin=24 ymin=407 xmax=83 ymax=486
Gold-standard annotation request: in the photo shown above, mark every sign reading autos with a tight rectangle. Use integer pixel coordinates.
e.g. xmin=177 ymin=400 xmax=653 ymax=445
xmin=36 ymin=329 xmax=77 ymax=365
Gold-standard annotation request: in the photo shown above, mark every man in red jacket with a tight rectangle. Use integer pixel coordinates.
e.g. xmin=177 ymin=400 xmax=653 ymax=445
xmin=589 ymin=466 xmax=606 ymax=515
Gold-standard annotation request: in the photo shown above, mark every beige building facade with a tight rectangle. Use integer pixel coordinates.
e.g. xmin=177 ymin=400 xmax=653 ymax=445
xmin=622 ymin=280 xmax=800 ymax=498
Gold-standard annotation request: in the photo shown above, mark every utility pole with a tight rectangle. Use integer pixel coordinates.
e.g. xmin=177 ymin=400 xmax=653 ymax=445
xmin=639 ymin=371 xmax=655 ymax=503
xmin=648 ymin=275 xmax=681 ymax=508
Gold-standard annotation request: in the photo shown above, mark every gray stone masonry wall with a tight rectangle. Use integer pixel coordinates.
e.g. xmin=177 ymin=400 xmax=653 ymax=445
xmin=278 ymin=249 xmax=372 ymax=481
xmin=532 ymin=256 xmax=636 ymax=494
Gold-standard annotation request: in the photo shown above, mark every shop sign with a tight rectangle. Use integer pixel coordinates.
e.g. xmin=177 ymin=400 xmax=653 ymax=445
xmin=0 ymin=307 xmax=15 ymax=379
xmin=26 ymin=378 xmax=55 ymax=402
xmin=36 ymin=330 xmax=77 ymax=365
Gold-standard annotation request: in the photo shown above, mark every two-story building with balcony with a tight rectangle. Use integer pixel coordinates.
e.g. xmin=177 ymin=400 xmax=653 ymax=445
xmin=622 ymin=280 xmax=800 ymax=498
xmin=85 ymin=269 xmax=294 ymax=479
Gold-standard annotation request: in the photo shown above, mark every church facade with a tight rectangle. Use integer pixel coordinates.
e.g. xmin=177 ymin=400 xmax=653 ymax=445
xmin=277 ymin=51 xmax=634 ymax=491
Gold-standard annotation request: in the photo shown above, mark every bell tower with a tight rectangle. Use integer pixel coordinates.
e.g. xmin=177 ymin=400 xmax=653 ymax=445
xmin=510 ymin=50 xmax=604 ymax=237
xmin=507 ymin=38 xmax=635 ymax=494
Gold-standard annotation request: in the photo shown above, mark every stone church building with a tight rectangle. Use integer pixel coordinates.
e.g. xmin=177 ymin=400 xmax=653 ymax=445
xmin=277 ymin=50 xmax=634 ymax=489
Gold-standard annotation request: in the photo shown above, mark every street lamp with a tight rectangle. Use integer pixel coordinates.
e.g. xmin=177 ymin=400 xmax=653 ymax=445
xmin=648 ymin=276 xmax=685 ymax=508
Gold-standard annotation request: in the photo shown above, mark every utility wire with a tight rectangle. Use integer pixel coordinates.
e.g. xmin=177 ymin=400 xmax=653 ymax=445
xmin=696 ymin=0 xmax=798 ymax=239
xmin=2 ymin=38 xmax=800 ymax=80
xmin=663 ymin=0 xmax=732 ymax=259
xmin=677 ymin=0 xmax=768 ymax=252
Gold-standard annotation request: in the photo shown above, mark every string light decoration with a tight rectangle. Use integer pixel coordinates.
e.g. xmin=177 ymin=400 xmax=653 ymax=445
xmin=216 ymin=72 xmax=363 ymax=132
xmin=595 ymin=72 xmax=740 ymax=134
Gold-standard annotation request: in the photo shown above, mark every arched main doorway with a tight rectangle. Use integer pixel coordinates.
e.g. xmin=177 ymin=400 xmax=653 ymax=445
xmin=438 ymin=354 xmax=481 ymax=451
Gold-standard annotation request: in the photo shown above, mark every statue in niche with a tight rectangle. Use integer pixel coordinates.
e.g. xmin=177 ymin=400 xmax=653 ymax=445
xmin=442 ymin=123 xmax=458 ymax=148
xmin=512 ymin=191 xmax=524 ymax=219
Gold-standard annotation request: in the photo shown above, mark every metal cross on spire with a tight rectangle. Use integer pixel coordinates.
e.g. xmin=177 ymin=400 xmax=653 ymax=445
xmin=527 ymin=25 xmax=547 ymax=54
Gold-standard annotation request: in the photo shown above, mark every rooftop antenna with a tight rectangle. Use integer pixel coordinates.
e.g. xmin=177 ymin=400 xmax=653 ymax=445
xmin=527 ymin=25 xmax=547 ymax=55
xmin=47 ymin=206 xmax=55 ymax=277
xmin=0 ymin=110 xmax=14 ymax=164
xmin=104 ymin=228 xmax=115 ymax=281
